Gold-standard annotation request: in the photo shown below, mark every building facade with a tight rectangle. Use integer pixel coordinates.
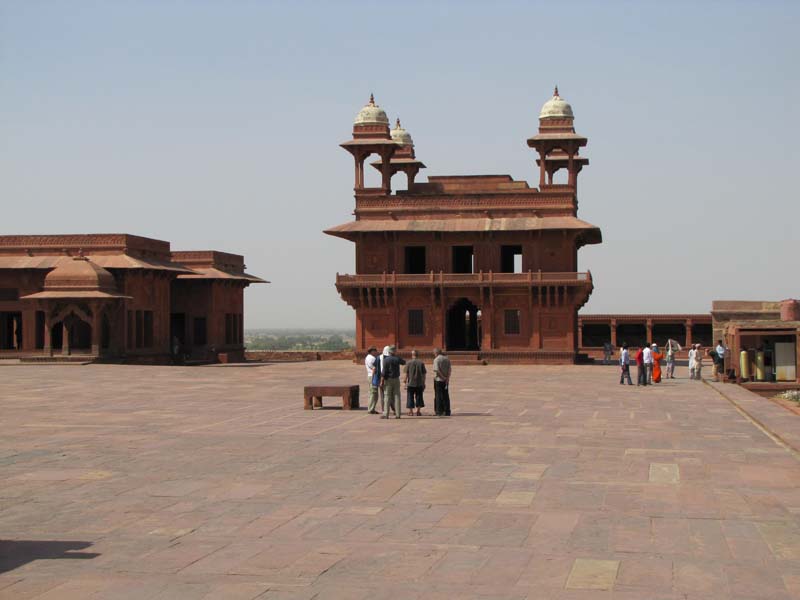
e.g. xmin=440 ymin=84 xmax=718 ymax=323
xmin=326 ymin=89 xmax=602 ymax=363
xmin=0 ymin=234 xmax=265 ymax=363
xmin=711 ymin=300 xmax=800 ymax=388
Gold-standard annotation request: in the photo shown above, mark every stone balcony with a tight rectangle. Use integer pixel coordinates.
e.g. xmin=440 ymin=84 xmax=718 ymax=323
xmin=335 ymin=271 xmax=593 ymax=309
xmin=335 ymin=270 xmax=592 ymax=288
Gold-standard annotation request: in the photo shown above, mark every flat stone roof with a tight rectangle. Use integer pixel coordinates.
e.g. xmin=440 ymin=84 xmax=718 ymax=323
xmin=1 ymin=362 xmax=799 ymax=598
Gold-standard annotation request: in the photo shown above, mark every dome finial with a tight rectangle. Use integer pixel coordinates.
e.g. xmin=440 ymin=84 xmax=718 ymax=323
xmin=554 ymin=85 xmax=559 ymax=97
xmin=369 ymin=93 xmax=375 ymax=105
xmin=395 ymin=117 xmax=401 ymax=128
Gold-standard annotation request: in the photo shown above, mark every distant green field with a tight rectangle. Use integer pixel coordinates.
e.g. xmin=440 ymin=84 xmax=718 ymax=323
xmin=244 ymin=329 xmax=354 ymax=351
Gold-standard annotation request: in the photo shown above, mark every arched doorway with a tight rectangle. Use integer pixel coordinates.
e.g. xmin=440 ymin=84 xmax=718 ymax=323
xmin=447 ymin=298 xmax=481 ymax=351
xmin=50 ymin=315 xmax=93 ymax=354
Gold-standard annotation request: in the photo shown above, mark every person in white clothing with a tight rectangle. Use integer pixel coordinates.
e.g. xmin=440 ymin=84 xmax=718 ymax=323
xmin=379 ymin=345 xmax=395 ymax=415
xmin=688 ymin=344 xmax=697 ymax=379
xmin=665 ymin=339 xmax=681 ymax=379
xmin=642 ymin=344 xmax=654 ymax=384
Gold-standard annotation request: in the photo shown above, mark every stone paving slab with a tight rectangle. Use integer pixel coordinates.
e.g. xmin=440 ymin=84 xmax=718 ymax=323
xmin=1 ymin=362 xmax=800 ymax=598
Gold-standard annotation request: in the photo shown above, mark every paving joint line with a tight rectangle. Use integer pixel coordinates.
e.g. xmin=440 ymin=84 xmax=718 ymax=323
xmin=704 ymin=380 xmax=800 ymax=461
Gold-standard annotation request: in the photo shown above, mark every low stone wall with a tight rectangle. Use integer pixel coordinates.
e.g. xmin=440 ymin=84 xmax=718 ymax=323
xmin=245 ymin=350 xmax=355 ymax=362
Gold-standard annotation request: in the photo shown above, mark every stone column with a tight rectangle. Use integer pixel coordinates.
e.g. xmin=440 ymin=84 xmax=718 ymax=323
xmin=21 ymin=310 xmax=36 ymax=352
xmin=62 ymin=320 xmax=70 ymax=356
xmin=685 ymin=319 xmax=693 ymax=347
xmin=91 ymin=304 xmax=101 ymax=357
xmin=43 ymin=314 xmax=52 ymax=357
xmin=610 ymin=319 xmax=617 ymax=347
xmin=539 ymin=151 xmax=547 ymax=187
xmin=577 ymin=317 xmax=583 ymax=349
xmin=646 ymin=319 xmax=653 ymax=345
xmin=567 ymin=151 xmax=576 ymax=188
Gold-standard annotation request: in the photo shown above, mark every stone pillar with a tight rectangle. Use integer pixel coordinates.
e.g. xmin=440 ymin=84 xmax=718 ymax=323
xmin=610 ymin=319 xmax=617 ymax=347
xmin=380 ymin=148 xmax=393 ymax=194
xmin=685 ymin=319 xmax=693 ymax=347
xmin=539 ymin=151 xmax=547 ymax=187
xmin=567 ymin=151 xmax=576 ymax=188
xmin=21 ymin=310 xmax=36 ymax=352
xmin=91 ymin=304 xmax=101 ymax=356
xmin=62 ymin=321 xmax=70 ymax=356
xmin=354 ymin=154 xmax=364 ymax=189
xmin=646 ymin=319 xmax=653 ymax=345
xmin=43 ymin=315 xmax=52 ymax=357
xmin=483 ymin=306 xmax=493 ymax=351
xmin=577 ymin=317 xmax=583 ymax=349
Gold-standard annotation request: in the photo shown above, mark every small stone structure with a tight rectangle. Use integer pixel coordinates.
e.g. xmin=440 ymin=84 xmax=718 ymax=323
xmin=711 ymin=300 xmax=800 ymax=387
xmin=0 ymin=234 xmax=266 ymax=363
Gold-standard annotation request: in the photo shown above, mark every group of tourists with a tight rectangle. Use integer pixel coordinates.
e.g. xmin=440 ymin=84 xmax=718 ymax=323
xmin=617 ymin=339 xmax=728 ymax=385
xmin=364 ymin=346 xmax=453 ymax=418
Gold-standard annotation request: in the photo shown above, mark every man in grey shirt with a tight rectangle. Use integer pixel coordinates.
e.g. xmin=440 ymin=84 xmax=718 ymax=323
xmin=432 ymin=348 xmax=452 ymax=416
xmin=403 ymin=349 xmax=427 ymax=416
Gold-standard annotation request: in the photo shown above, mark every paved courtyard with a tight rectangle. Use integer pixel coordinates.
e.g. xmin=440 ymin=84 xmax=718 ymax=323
xmin=1 ymin=361 xmax=800 ymax=599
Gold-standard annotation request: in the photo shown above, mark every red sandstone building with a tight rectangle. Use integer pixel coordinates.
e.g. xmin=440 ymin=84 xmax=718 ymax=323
xmin=326 ymin=90 xmax=602 ymax=363
xmin=0 ymin=234 xmax=265 ymax=363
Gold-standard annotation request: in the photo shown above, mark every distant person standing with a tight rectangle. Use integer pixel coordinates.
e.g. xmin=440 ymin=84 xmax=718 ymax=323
xmin=651 ymin=344 xmax=663 ymax=383
xmin=713 ymin=339 xmax=726 ymax=382
xmin=602 ymin=341 xmax=613 ymax=365
xmin=643 ymin=344 xmax=653 ymax=384
xmin=636 ymin=346 xmax=647 ymax=386
xmin=403 ymin=349 xmax=427 ymax=416
xmin=687 ymin=344 xmax=697 ymax=379
xmin=365 ymin=347 xmax=380 ymax=414
xmin=380 ymin=346 xmax=405 ymax=419
xmin=433 ymin=348 xmax=452 ymax=416
xmin=619 ymin=344 xmax=633 ymax=385
xmin=665 ymin=339 xmax=681 ymax=379
xmin=694 ymin=345 xmax=704 ymax=381
xmin=379 ymin=345 xmax=395 ymax=415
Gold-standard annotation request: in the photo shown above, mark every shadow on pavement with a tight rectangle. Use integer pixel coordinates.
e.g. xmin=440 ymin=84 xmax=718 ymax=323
xmin=0 ymin=540 xmax=99 ymax=574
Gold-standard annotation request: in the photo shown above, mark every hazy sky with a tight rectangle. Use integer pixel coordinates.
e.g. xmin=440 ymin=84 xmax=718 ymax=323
xmin=2 ymin=1 xmax=798 ymax=328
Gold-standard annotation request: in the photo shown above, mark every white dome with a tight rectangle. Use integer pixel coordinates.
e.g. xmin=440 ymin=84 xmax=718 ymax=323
xmin=390 ymin=118 xmax=413 ymax=146
xmin=354 ymin=94 xmax=389 ymax=126
xmin=539 ymin=86 xmax=574 ymax=119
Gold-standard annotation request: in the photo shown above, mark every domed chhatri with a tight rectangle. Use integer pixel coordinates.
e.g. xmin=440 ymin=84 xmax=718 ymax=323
xmin=539 ymin=86 xmax=574 ymax=120
xmin=390 ymin=118 xmax=414 ymax=147
xmin=354 ymin=94 xmax=390 ymax=126
xmin=43 ymin=256 xmax=119 ymax=294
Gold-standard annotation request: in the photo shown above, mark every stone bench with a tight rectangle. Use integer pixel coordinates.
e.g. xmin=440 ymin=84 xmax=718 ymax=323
xmin=304 ymin=385 xmax=360 ymax=410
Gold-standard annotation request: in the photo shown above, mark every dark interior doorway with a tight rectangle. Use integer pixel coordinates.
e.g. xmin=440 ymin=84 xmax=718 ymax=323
xmin=501 ymin=245 xmax=523 ymax=273
xmin=617 ymin=323 xmax=647 ymax=347
xmin=404 ymin=246 xmax=426 ymax=274
xmin=171 ymin=313 xmax=186 ymax=345
xmin=447 ymin=298 xmax=480 ymax=351
xmin=691 ymin=323 xmax=713 ymax=347
xmin=0 ymin=312 xmax=22 ymax=350
xmin=101 ymin=314 xmax=111 ymax=350
xmin=70 ymin=320 xmax=92 ymax=350
xmin=452 ymin=246 xmax=474 ymax=274
xmin=582 ymin=323 xmax=611 ymax=347
xmin=652 ymin=323 xmax=686 ymax=346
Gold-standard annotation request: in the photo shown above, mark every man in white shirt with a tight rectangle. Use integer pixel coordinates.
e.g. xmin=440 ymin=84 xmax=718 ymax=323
xmin=688 ymin=345 xmax=697 ymax=379
xmin=643 ymin=344 xmax=653 ymax=384
xmin=619 ymin=344 xmax=632 ymax=385
xmin=365 ymin=347 xmax=379 ymax=413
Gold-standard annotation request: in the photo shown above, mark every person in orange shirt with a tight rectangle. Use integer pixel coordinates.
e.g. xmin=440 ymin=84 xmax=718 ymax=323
xmin=651 ymin=343 xmax=664 ymax=383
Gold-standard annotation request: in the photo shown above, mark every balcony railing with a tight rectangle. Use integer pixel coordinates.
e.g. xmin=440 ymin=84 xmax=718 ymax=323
xmin=336 ymin=271 xmax=592 ymax=288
